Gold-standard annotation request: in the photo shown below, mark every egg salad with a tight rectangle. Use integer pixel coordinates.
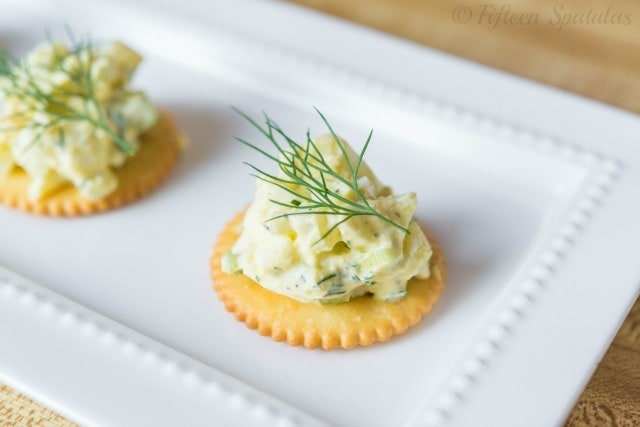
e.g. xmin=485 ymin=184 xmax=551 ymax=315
xmin=0 ymin=40 xmax=158 ymax=201
xmin=223 ymin=131 xmax=432 ymax=305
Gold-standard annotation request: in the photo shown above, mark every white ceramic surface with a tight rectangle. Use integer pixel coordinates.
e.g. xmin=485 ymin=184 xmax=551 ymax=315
xmin=1 ymin=1 xmax=639 ymax=426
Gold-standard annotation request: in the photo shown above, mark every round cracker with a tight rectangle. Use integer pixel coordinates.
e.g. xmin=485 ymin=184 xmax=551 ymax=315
xmin=210 ymin=210 xmax=446 ymax=350
xmin=0 ymin=109 xmax=182 ymax=216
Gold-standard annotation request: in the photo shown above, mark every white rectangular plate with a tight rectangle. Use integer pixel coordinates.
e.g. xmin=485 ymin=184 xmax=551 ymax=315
xmin=1 ymin=1 xmax=639 ymax=426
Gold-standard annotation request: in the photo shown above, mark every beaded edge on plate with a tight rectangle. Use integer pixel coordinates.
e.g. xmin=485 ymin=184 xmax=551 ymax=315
xmin=0 ymin=272 xmax=304 ymax=427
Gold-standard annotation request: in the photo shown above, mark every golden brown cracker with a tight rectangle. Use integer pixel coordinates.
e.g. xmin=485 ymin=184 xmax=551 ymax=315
xmin=210 ymin=210 xmax=446 ymax=350
xmin=0 ymin=109 xmax=182 ymax=216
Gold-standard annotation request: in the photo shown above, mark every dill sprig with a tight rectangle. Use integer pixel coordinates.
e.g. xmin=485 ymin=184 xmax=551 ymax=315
xmin=0 ymin=31 xmax=133 ymax=154
xmin=234 ymin=107 xmax=410 ymax=243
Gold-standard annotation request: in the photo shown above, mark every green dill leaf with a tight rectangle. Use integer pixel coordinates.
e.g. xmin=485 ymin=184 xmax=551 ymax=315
xmin=317 ymin=273 xmax=337 ymax=285
xmin=233 ymin=107 xmax=410 ymax=243
xmin=0 ymin=31 xmax=135 ymax=154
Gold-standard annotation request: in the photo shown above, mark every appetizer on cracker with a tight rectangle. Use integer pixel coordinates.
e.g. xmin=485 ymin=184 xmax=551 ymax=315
xmin=211 ymin=109 xmax=445 ymax=349
xmin=0 ymin=36 xmax=182 ymax=215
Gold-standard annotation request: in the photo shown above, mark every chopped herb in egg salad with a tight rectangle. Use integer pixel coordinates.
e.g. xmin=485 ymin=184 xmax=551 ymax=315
xmin=0 ymin=39 xmax=157 ymax=201
xmin=222 ymin=109 xmax=432 ymax=304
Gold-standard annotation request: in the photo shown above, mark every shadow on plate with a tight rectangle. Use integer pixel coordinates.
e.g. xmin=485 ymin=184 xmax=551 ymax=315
xmin=160 ymin=102 xmax=236 ymax=186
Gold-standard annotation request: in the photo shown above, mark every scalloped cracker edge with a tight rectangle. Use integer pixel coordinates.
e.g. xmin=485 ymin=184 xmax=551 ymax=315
xmin=0 ymin=109 xmax=182 ymax=216
xmin=210 ymin=210 xmax=446 ymax=350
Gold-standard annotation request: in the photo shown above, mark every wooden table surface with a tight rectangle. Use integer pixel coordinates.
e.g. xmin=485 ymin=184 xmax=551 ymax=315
xmin=1 ymin=1 xmax=639 ymax=426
